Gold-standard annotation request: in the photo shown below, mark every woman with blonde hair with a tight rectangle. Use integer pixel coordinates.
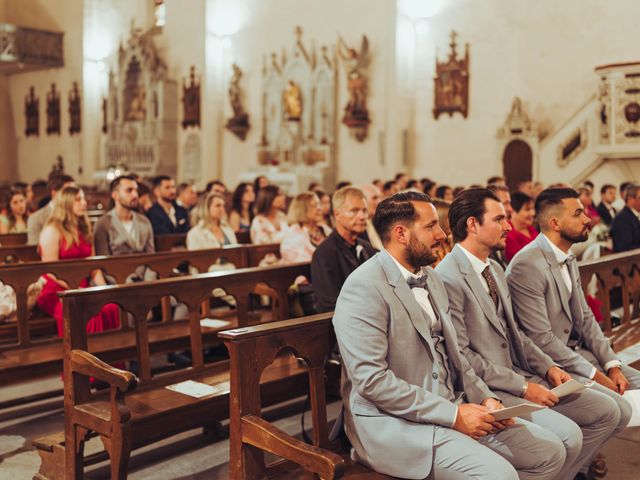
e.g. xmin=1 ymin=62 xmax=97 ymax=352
xmin=280 ymin=192 xmax=330 ymax=262
xmin=37 ymin=186 xmax=119 ymax=337
xmin=187 ymin=192 xmax=237 ymax=249
xmin=0 ymin=189 xmax=28 ymax=233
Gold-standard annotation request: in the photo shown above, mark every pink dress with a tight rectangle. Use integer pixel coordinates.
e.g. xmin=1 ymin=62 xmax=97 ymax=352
xmin=37 ymin=234 xmax=120 ymax=337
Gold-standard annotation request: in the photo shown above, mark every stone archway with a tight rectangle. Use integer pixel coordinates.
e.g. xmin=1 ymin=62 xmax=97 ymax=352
xmin=503 ymin=139 xmax=533 ymax=192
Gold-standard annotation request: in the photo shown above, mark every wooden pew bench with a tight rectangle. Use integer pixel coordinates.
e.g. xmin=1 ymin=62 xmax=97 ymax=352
xmin=220 ymin=313 xmax=393 ymax=479
xmin=578 ymin=248 xmax=640 ymax=352
xmin=33 ymin=263 xmax=310 ymax=480
xmin=0 ymin=232 xmax=27 ymax=246
xmin=0 ymin=244 xmax=40 ymax=263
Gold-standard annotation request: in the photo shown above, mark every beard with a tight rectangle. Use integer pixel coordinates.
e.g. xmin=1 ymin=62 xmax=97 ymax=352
xmin=405 ymin=234 xmax=438 ymax=269
xmin=560 ymin=227 xmax=588 ymax=244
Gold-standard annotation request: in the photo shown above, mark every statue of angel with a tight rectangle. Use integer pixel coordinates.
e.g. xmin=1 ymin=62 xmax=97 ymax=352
xmin=337 ymin=35 xmax=369 ymax=112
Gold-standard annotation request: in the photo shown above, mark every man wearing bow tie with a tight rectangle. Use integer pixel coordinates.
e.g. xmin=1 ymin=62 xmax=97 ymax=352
xmin=506 ymin=188 xmax=637 ymax=436
xmin=437 ymin=188 xmax=621 ymax=480
xmin=333 ymin=191 xmax=566 ymax=479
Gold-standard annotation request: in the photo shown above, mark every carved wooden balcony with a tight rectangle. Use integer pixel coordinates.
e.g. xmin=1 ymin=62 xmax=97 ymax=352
xmin=0 ymin=22 xmax=63 ymax=73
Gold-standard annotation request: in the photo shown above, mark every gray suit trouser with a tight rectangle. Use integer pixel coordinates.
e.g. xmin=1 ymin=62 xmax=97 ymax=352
xmin=430 ymin=419 xmax=565 ymax=480
xmin=499 ymin=376 xmax=620 ymax=479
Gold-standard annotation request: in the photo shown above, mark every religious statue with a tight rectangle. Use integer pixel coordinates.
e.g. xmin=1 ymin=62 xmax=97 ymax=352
xmin=68 ymin=82 xmax=81 ymax=135
xmin=433 ymin=31 xmax=470 ymax=119
xmin=126 ymin=85 xmax=146 ymax=121
xmin=337 ymin=34 xmax=370 ymax=141
xmin=24 ymin=86 xmax=39 ymax=137
xmin=182 ymin=65 xmax=200 ymax=129
xmin=225 ymin=64 xmax=250 ymax=140
xmin=46 ymin=83 xmax=61 ymax=135
xmin=283 ymin=80 xmax=302 ymax=121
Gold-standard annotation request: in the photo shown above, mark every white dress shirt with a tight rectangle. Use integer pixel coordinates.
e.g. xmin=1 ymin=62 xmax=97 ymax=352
xmin=458 ymin=245 xmax=492 ymax=294
xmin=388 ymin=251 xmax=437 ymax=329
xmin=541 ymin=234 xmax=621 ymax=375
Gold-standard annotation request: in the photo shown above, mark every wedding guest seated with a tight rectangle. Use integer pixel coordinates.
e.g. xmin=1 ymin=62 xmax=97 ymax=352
xmin=176 ymin=182 xmax=198 ymax=212
xmin=311 ymin=187 xmax=375 ymax=313
xmin=610 ymin=183 xmax=640 ymax=252
xmin=316 ymin=190 xmax=334 ymax=230
xmin=228 ymin=182 xmax=255 ymax=233
xmin=505 ymin=192 xmax=538 ymax=262
xmin=578 ymin=186 xmax=601 ymax=226
xmin=187 ymin=192 xmax=237 ymax=250
xmin=596 ymin=184 xmax=617 ymax=226
xmin=205 ymin=179 xmax=227 ymax=195
xmin=249 ymin=185 xmax=288 ymax=244
xmin=137 ymin=181 xmax=154 ymax=213
xmin=435 ymin=184 xmax=454 ymax=202
xmin=0 ymin=189 xmax=29 ymax=234
xmin=27 ymin=174 xmax=75 ymax=244
xmin=432 ymin=199 xmax=453 ymax=264
xmin=94 ymin=175 xmax=155 ymax=256
xmin=360 ymin=183 xmax=383 ymax=250
xmin=37 ymin=186 xmax=119 ymax=337
xmin=253 ymin=175 xmax=269 ymax=193
xmin=280 ymin=192 xmax=329 ymax=263
xmin=147 ymin=175 xmax=190 ymax=235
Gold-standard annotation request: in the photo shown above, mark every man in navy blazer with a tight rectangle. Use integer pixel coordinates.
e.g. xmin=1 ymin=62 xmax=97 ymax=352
xmin=146 ymin=175 xmax=190 ymax=236
xmin=610 ymin=183 xmax=640 ymax=252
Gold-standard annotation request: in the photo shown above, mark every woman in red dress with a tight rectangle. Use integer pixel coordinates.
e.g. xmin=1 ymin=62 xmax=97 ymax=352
xmin=37 ymin=186 xmax=119 ymax=337
xmin=505 ymin=192 xmax=539 ymax=262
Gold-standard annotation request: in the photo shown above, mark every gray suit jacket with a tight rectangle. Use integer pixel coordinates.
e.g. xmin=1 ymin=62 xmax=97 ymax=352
xmin=506 ymin=234 xmax=617 ymax=378
xmin=333 ymin=249 xmax=495 ymax=479
xmin=93 ymin=209 xmax=155 ymax=256
xmin=27 ymin=203 xmax=53 ymax=245
xmin=436 ymin=245 xmax=556 ymax=396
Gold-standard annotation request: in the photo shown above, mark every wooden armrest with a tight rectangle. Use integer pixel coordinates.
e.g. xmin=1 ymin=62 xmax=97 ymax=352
xmin=219 ymin=312 xmax=334 ymax=341
xmin=69 ymin=349 xmax=138 ymax=393
xmin=241 ymin=414 xmax=345 ymax=479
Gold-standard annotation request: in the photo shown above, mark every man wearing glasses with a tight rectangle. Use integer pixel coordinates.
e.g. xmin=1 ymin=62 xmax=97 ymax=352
xmin=610 ymin=183 xmax=640 ymax=252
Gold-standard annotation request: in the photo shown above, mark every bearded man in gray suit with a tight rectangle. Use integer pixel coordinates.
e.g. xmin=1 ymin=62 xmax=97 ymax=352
xmin=333 ymin=191 xmax=566 ymax=480
xmin=506 ymin=188 xmax=636 ymax=441
xmin=436 ymin=188 xmax=622 ymax=480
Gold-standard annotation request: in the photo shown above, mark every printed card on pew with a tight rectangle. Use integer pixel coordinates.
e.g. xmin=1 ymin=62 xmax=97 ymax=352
xmin=488 ymin=403 xmax=546 ymax=421
xmin=166 ymin=380 xmax=224 ymax=398
xmin=551 ymin=379 xmax=594 ymax=398
xmin=623 ymin=390 xmax=640 ymax=427
xmin=200 ymin=318 xmax=232 ymax=329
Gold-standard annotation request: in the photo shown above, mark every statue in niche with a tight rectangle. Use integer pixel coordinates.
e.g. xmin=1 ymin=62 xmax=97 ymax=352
xmin=127 ymin=85 xmax=146 ymax=121
xmin=25 ymin=86 xmax=39 ymax=137
xmin=433 ymin=30 xmax=470 ymax=119
xmin=338 ymin=34 xmax=370 ymax=141
xmin=225 ymin=64 xmax=250 ymax=140
xmin=50 ymin=155 xmax=64 ymax=177
xmin=68 ymin=82 xmax=81 ymax=135
xmin=46 ymin=83 xmax=61 ymax=135
xmin=182 ymin=65 xmax=200 ymax=129
xmin=124 ymin=56 xmax=146 ymax=121
xmin=283 ymin=80 xmax=302 ymax=121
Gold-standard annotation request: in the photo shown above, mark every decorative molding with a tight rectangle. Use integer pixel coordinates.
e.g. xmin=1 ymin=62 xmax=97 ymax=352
xmin=557 ymin=121 xmax=588 ymax=167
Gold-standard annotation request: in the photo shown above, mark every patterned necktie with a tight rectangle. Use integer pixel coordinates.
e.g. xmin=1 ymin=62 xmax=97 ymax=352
xmin=481 ymin=265 xmax=499 ymax=311
xmin=407 ymin=274 xmax=428 ymax=290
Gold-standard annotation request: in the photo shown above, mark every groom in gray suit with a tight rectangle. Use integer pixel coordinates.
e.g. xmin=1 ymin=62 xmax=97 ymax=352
xmin=333 ymin=191 xmax=565 ymax=479
xmin=506 ymin=188 xmax=636 ymax=439
xmin=436 ymin=188 xmax=622 ymax=480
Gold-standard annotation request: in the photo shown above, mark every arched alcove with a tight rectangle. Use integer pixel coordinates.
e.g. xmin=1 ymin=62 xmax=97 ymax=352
xmin=503 ymin=139 xmax=533 ymax=192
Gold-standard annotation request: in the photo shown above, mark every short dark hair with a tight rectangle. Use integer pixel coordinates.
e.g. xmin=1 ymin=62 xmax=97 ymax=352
xmin=335 ymin=180 xmax=352 ymax=191
xmin=487 ymin=183 xmax=509 ymax=194
xmin=47 ymin=174 xmax=74 ymax=193
xmin=620 ymin=181 xmax=631 ymax=194
xmin=435 ymin=185 xmax=451 ymax=199
xmin=624 ymin=184 xmax=640 ymax=202
xmin=422 ymin=180 xmax=436 ymax=195
xmin=254 ymin=184 xmax=281 ymax=215
xmin=534 ymin=187 xmax=579 ymax=226
xmin=205 ymin=179 xmax=226 ymax=193
xmin=406 ymin=179 xmax=419 ymax=189
xmin=584 ymin=180 xmax=594 ymax=190
xmin=511 ymin=192 xmax=534 ymax=213
xmin=110 ymin=174 xmax=137 ymax=193
xmin=600 ymin=184 xmax=615 ymax=195
xmin=382 ymin=180 xmax=396 ymax=192
xmin=487 ymin=176 xmax=505 ymax=185
xmin=177 ymin=182 xmax=192 ymax=195
xmin=152 ymin=175 xmax=172 ymax=189
xmin=448 ymin=188 xmax=501 ymax=243
xmin=373 ymin=191 xmax=432 ymax=244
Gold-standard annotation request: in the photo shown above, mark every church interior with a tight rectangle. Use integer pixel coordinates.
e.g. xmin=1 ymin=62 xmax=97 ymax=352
xmin=1 ymin=0 xmax=640 ymax=478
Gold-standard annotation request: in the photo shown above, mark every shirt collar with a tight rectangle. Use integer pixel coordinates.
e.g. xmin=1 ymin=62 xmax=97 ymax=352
xmin=457 ymin=244 xmax=491 ymax=276
xmin=541 ymin=233 xmax=569 ymax=263
xmin=631 ymin=207 xmax=640 ymax=219
xmin=385 ymin=248 xmax=421 ymax=281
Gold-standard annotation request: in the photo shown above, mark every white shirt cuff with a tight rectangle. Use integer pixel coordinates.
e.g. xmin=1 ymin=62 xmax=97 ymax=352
xmin=589 ymin=366 xmax=598 ymax=379
xmin=451 ymin=405 xmax=458 ymax=428
xmin=604 ymin=360 xmax=623 ymax=372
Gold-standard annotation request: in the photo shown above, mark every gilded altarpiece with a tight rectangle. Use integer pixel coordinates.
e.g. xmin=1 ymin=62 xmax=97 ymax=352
xmin=255 ymin=27 xmax=338 ymax=192
xmin=103 ymin=25 xmax=178 ymax=176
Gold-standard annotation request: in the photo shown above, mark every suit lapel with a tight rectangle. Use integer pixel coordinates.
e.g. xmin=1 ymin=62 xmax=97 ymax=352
xmin=452 ymin=246 xmax=507 ymax=339
xmin=536 ymin=235 xmax=573 ymax=322
xmin=493 ymin=265 xmax=529 ymax=368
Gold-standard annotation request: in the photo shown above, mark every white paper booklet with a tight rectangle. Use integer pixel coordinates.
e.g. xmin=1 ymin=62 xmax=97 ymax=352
xmin=489 ymin=403 xmax=546 ymax=421
xmin=551 ymin=379 xmax=594 ymax=399
xmin=622 ymin=389 xmax=640 ymax=427
xmin=166 ymin=380 xmax=222 ymax=398
xmin=200 ymin=318 xmax=232 ymax=329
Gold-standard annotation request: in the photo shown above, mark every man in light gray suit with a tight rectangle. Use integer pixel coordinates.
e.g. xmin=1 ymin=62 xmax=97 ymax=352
xmin=333 ymin=191 xmax=565 ymax=479
xmin=507 ymin=188 xmax=636 ymax=437
xmin=437 ymin=188 xmax=622 ymax=480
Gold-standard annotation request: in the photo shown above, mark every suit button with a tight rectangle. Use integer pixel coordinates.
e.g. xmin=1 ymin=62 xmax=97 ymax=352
xmin=432 ymin=373 xmax=438 ymax=380
xmin=501 ymin=343 xmax=507 ymax=349
xmin=564 ymin=329 xmax=570 ymax=334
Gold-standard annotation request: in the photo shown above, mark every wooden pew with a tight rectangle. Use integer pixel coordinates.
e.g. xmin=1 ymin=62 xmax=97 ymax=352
xmin=0 ymin=244 xmax=40 ymax=263
xmin=154 ymin=233 xmax=187 ymax=251
xmin=0 ymin=232 xmax=27 ymax=246
xmin=33 ymin=263 xmax=309 ymax=479
xmin=578 ymin=248 xmax=640 ymax=352
xmin=220 ymin=314 xmax=392 ymax=479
